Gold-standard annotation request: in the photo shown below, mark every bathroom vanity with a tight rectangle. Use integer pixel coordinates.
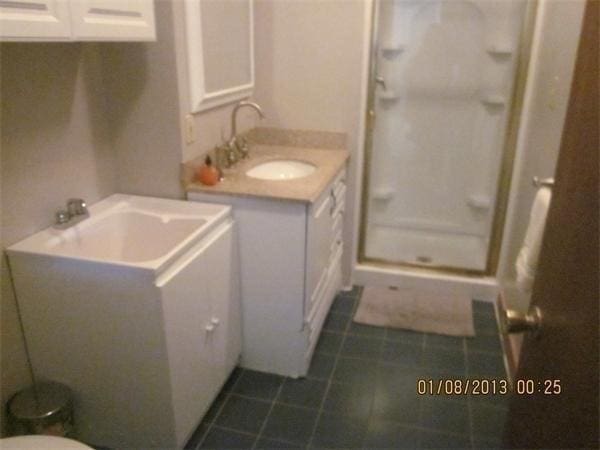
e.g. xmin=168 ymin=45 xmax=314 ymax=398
xmin=7 ymin=195 xmax=241 ymax=448
xmin=187 ymin=143 xmax=348 ymax=377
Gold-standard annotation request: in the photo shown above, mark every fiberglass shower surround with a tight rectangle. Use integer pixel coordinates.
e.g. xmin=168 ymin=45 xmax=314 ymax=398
xmin=364 ymin=0 xmax=526 ymax=272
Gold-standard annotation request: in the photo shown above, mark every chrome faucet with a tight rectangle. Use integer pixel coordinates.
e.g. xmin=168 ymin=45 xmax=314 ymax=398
xmin=225 ymin=101 xmax=265 ymax=165
xmin=55 ymin=198 xmax=89 ymax=228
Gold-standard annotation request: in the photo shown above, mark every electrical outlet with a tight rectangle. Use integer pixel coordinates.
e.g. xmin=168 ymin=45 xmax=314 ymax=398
xmin=184 ymin=114 xmax=195 ymax=144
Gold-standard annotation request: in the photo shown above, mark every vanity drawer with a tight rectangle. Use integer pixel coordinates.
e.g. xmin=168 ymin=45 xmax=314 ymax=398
xmin=330 ymin=230 xmax=343 ymax=266
xmin=306 ymin=188 xmax=334 ymax=318
xmin=333 ymin=181 xmax=346 ymax=203
xmin=331 ymin=184 xmax=346 ymax=218
xmin=332 ymin=209 xmax=344 ymax=234
xmin=305 ymin=243 xmax=343 ymax=365
xmin=332 ymin=169 xmax=346 ymax=191
xmin=306 ymin=266 xmax=328 ymax=321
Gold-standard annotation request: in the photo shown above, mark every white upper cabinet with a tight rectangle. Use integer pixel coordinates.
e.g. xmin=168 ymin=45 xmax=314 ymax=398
xmin=69 ymin=0 xmax=155 ymax=41
xmin=0 ymin=0 xmax=72 ymax=39
xmin=0 ymin=0 xmax=155 ymax=41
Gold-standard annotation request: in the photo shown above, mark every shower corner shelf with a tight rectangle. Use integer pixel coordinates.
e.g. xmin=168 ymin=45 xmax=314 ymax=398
xmin=486 ymin=46 xmax=513 ymax=57
xmin=381 ymin=45 xmax=405 ymax=58
xmin=467 ymin=194 xmax=492 ymax=211
xmin=371 ymin=189 xmax=394 ymax=201
xmin=378 ymin=90 xmax=400 ymax=101
xmin=481 ymin=95 xmax=506 ymax=107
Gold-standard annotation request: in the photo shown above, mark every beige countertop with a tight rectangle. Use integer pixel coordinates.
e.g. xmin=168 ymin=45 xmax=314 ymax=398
xmin=184 ymin=144 xmax=349 ymax=203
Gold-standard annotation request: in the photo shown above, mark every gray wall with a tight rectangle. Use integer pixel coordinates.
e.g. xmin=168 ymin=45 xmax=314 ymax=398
xmin=253 ymin=0 xmax=368 ymax=286
xmin=99 ymin=0 xmax=184 ymax=199
xmin=1 ymin=43 xmax=118 ymax=435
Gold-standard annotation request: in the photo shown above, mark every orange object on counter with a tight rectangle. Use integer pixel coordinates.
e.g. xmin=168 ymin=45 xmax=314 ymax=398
xmin=197 ymin=156 xmax=220 ymax=186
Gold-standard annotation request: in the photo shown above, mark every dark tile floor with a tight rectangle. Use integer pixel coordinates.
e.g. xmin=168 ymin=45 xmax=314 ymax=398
xmin=186 ymin=286 xmax=508 ymax=449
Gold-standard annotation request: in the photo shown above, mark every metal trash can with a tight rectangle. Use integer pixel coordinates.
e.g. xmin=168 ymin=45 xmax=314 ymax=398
xmin=8 ymin=382 xmax=74 ymax=438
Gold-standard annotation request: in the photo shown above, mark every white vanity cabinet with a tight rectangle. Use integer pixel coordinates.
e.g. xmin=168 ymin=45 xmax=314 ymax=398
xmin=188 ymin=169 xmax=346 ymax=377
xmin=0 ymin=0 xmax=155 ymax=41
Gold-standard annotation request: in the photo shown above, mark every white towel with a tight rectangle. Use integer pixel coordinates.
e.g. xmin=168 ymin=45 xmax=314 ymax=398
xmin=515 ymin=187 xmax=552 ymax=293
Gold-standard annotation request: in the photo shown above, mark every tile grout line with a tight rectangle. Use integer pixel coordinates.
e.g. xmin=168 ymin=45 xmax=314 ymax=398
xmin=250 ymin=377 xmax=286 ymax=450
xmin=207 ymin=424 xmax=313 ymax=448
xmin=225 ymin=391 xmax=323 ymax=412
xmin=207 ymin=424 xmax=258 ymax=438
xmin=195 ymin=368 xmax=245 ymax=450
xmin=464 ymin=335 xmax=476 ymax=450
xmin=305 ymin=292 xmax=355 ymax=449
xmin=207 ymin=423 xmax=326 ymax=448
xmin=417 ymin=321 xmax=428 ymax=449
xmin=364 ymin=322 xmax=387 ymax=448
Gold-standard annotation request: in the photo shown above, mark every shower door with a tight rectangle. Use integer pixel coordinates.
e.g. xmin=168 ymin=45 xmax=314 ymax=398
xmin=361 ymin=0 xmax=528 ymax=272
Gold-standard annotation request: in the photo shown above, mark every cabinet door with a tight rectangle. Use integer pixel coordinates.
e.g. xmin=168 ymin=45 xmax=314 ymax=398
xmin=69 ymin=0 xmax=155 ymax=41
xmin=305 ymin=187 xmax=334 ymax=318
xmin=202 ymin=222 xmax=242 ymax=385
xmin=157 ymin=222 xmax=234 ymax=446
xmin=0 ymin=0 xmax=71 ymax=40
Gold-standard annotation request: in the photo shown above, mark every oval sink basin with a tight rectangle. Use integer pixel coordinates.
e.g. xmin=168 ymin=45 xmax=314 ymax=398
xmin=246 ymin=160 xmax=316 ymax=180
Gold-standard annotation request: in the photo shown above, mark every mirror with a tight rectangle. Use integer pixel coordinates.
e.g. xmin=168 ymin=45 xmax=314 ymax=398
xmin=185 ymin=0 xmax=254 ymax=112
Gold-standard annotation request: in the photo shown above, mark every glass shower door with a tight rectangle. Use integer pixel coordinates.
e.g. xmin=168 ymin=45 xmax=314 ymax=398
xmin=361 ymin=0 xmax=528 ymax=272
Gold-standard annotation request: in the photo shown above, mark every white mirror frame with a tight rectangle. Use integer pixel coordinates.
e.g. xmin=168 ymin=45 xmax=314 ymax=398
xmin=184 ymin=0 xmax=254 ymax=113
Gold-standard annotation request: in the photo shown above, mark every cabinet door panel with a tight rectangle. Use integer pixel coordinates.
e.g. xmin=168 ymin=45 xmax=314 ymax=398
xmin=0 ymin=0 xmax=71 ymax=40
xmin=69 ymin=0 xmax=155 ymax=41
xmin=305 ymin=188 xmax=334 ymax=317
xmin=201 ymin=222 xmax=241 ymax=384
xmin=157 ymin=225 xmax=231 ymax=446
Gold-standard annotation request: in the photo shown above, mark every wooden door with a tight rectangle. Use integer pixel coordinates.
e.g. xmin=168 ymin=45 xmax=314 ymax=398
xmin=504 ymin=1 xmax=599 ymax=448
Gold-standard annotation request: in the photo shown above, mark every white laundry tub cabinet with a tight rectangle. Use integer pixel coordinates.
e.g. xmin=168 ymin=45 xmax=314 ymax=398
xmin=7 ymin=194 xmax=241 ymax=449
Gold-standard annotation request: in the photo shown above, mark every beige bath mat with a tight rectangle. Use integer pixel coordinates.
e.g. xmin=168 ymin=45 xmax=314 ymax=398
xmin=354 ymin=285 xmax=475 ymax=336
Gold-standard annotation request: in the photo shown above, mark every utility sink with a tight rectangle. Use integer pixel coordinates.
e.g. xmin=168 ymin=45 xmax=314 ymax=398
xmin=8 ymin=194 xmax=231 ymax=272
xmin=6 ymin=194 xmax=238 ymax=448
xmin=246 ymin=159 xmax=316 ymax=180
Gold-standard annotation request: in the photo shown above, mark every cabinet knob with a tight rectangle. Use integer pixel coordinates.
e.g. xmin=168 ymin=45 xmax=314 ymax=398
xmin=205 ymin=324 xmax=216 ymax=333
xmin=330 ymin=191 xmax=337 ymax=215
xmin=503 ymin=306 xmax=542 ymax=335
xmin=211 ymin=317 xmax=220 ymax=326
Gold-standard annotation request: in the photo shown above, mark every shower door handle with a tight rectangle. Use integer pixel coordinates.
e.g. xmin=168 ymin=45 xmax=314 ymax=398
xmin=367 ymin=109 xmax=376 ymax=131
xmin=375 ymin=75 xmax=387 ymax=91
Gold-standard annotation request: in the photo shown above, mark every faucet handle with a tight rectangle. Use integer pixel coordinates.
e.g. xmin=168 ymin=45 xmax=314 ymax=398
xmin=55 ymin=210 xmax=70 ymax=225
xmin=227 ymin=145 xmax=238 ymax=165
xmin=237 ymin=137 xmax=249 ymax=158
xmin=67 ymin=198 xmax=88 ymax=217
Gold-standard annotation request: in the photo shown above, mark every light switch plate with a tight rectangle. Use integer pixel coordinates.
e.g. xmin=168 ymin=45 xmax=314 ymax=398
xmin=184 ymin=114 xmax=196 ymax=144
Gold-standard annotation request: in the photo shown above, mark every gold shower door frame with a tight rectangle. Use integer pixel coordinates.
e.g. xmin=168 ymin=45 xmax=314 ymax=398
xmin=358 ymin=0 xmax=538 ymax=276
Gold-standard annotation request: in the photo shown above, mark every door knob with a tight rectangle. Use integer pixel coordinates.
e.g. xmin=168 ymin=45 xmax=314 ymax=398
xmin=503 ymin=306 xmax=542 ymax=335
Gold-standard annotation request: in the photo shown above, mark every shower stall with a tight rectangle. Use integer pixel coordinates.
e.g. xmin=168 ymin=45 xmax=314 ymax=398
xmin=359 ymin=0 xmax=530 ymax=276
